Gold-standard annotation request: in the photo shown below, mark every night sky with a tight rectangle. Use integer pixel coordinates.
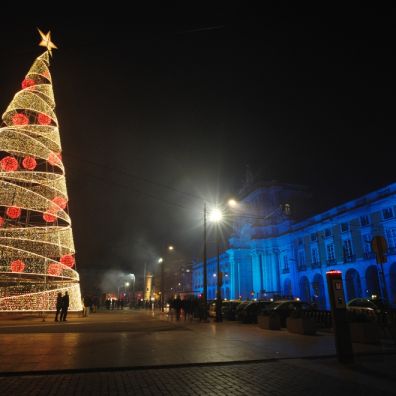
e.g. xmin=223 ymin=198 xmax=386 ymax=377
xmin=0 ymin=4 xmax=394 ymax=291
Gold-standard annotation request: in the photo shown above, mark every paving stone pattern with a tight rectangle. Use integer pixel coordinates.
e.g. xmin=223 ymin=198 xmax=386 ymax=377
xmin=0 ymin=360 xmax=393 ymax=396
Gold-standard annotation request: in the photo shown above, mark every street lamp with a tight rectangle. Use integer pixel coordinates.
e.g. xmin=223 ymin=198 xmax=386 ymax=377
xmin=209 ymin=207 xmax=223 ymax=322
xmin=129 ymin=274 xmax=135 ymax=307
xmin=158 ymin=257 xmax=164 ymax=311
xmin=203 ymin=202 xmax=208 ymax=320
xmin=159 ymin=245 xmax=175 ymax=312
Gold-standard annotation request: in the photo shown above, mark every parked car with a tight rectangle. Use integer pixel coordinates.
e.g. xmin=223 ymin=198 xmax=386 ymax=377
xmin=221 ymin=300 xmax=241 ymax=320
xmin=238 ymin=301 xmax=273 ymax=323
xmin=346 ymin=298 xmax=388 ymax=322
xmin=347 ymin=298 xmax=379 ymax=313
xmin=262 ymin=300 xmax=313 ymax=327
xmin=234 ymin=301 xmax=251 ymax=321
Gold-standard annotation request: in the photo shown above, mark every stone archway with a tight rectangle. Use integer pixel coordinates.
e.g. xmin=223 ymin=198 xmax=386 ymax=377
xmin=365 ymin=265 xmax=380 ymax=298
xmin=312 ymin=273 xmax=326 ymax=309
xmin=389 ymin=262 xmax=396 ymax=306
xmin=299 ymin=276 xmax=311 ymax=303
xmin=345 ymin=268 xmax=362 ymax=301
xmin=283 ymin=278 xmax=292 ymax=298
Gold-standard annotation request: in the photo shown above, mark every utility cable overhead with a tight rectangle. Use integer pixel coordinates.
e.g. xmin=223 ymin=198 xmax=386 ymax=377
xmin=63 ymin=152 xmax=202 ymax=202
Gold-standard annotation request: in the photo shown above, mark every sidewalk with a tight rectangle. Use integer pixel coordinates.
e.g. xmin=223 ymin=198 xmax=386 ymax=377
xmin=1 ymin=355 xmax=395 ymax=395
xmin=0 ymin=309 xmax=395 ymax=395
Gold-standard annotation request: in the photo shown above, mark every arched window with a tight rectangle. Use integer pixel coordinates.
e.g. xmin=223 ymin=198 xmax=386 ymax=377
xmin=283 ymin=278 xmax=292 ymax=298
xmin=365 ymin=265 xmax=380 ymax=298
xmin=345 ymin=268 xmax=362 ymax=301
xmin=299 ymin=276 xmax=311 ymax=303
xmin=312 ymin=274 xmax=326 ymax=309
xmin=389 ymin=262 xmax=396 ymax=306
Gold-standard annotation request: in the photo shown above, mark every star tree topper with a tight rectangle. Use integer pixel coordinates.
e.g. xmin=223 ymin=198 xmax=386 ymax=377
xmin=38 ymin=28 xmax=58 ymax=56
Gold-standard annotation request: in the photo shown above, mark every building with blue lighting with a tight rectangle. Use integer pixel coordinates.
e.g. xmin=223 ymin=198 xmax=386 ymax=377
xmin=192 ymin=182 xmax=396 ymax=309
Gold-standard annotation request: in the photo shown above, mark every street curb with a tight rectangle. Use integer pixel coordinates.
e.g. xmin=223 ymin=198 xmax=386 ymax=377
xmin=2 ymin=350 xmax=396 ymax=377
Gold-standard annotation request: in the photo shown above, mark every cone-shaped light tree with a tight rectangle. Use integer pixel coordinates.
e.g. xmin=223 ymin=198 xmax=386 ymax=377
xmin=0 ymin=30 xmax=83 ymax=312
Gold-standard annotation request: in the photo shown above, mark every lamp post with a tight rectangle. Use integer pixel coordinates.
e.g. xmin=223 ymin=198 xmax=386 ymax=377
xmin=124 ymin=282 xmax=130 ymax=302
xmin=129 ymin=274 xmax=135 ymax=307
xmin=209 ymin=207 xmax=223 ymax=322
xmin=159 ymin=257 xmax=164 ymax=312
xmin=203 ymin=202 xmax=208 ymax=320
xmin=159 ymin=245 xmax=174 ymax=313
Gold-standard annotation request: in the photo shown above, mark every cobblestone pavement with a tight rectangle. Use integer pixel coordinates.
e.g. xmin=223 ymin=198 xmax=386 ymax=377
xmin=1 ymin=358 xmax=395 ymax=396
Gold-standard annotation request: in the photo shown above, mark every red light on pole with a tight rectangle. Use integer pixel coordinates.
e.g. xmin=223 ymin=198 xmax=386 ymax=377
xmin=326 ymin=270 xmax=342 ymax=276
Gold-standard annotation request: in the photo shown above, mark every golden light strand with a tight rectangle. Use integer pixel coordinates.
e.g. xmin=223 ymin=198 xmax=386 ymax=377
xmin=0 ymin=34 xmax=82 ymax=312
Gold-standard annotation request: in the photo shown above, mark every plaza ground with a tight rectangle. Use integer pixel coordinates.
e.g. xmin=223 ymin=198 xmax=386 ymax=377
xmin=0 ymin=309 xmax=395 ymax=395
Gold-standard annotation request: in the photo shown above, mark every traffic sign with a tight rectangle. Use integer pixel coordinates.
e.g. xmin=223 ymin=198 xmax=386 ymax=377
xmin=371 ymin=236 xmax=388 ymax=263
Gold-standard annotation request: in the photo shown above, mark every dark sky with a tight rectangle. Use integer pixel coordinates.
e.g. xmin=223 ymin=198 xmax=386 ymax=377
xmin=0 ymin=4 xmax=395 ymax=290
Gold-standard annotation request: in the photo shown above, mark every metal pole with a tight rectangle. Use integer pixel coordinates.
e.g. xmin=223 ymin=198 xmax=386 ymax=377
xmin=132 ymin=277 xmax=135 ymax=308
xmin=161 ymin=260 xmax=165 ymax=312
xmin=203 ymin=201 xmax=208 ymax=320
xmin=216 ymin=225 xmax=222 ymax=322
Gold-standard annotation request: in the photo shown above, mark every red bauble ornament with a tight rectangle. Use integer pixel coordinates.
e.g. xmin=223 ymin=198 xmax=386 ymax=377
xmin=10 ymin=260 xmax=25 ymax=272
xmin=6 ymin=206 xmax=21 ymax=219
xmin=0 ymin=216 xmax=4 ymax=227
xmin=48 ymin=262 xmax=62 ymax=276
xmin=43 ymin=211 xmax=57 ymax=223
xmin=12 ymin=113 xmax=29 ymax=125
xmin=47 ymin=152 xmax=62 ymax=166
xmin=22 ymin=156 xmax=37 ymax=170
xmin=60 ymin=254 xmax=75 ymax=268
xmin=52 ymin=196 xmax=68 ymax=210
xmin=21 ymin=78 xmax=35 ymax=89
xmin=37 ymin=113 xmax=51 ymax=125
xmin=1 ymin=156 xmax=19 ymax=172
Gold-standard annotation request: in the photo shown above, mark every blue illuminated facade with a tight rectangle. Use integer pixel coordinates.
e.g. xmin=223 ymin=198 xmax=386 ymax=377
xmin=192 ymin=182 xmax=396 ymax=309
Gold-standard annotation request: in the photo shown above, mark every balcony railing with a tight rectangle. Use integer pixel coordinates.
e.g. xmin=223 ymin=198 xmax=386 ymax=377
xmin=282 ymin=267 xmax=290 ymax=274
xmin=311 ymin=261 xmax=321 ymax=269
xmin=297 ymin=265 xmax=307 ymax=272
xmin=343 ymin=254 xmax=356 ymax=263
xmin=326 ymin=258 xmax=337 ymax=266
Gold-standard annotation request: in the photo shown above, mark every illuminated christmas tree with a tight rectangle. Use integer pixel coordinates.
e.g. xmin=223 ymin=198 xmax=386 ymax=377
xmin=0 ymin=30 xmax=82 ymax=312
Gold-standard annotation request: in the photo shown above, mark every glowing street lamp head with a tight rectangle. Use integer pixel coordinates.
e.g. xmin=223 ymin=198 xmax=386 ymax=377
xmin=168 ymin=245 xmax=174 ymax=251
xmin=209 ymin=208 xmax=223 ymax=223
xmin=125 ymin=282 xmax=130 ymax=287
xmin=228 ymin=199 xmax=238 ymax=208
xmin=158 ymin=258 xmax=163 ymax=263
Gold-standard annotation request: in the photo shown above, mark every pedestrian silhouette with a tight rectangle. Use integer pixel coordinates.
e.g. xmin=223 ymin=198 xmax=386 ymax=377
xmin=174 ymin=295 xmax=182 ymax=321
xmin=54 ymin=292 xmax=62 ymax=321
xmin=60 ymin=291 xmax=69 ymax=321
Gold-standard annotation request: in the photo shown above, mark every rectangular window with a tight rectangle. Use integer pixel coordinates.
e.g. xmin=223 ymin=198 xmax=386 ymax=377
xmin=298 ymin=250 xmax=305 ymax=266
xmin=360 ymin=215 xmax=370 ymax=227
xmin=386 ymin=228 xmax=396 ymax=249
xmin=311 ymin=247 xmax=319 ymax=263
xmin=340 ymin=222 xmax=349 ymax=233
xmin=310 ymin=232 xmax=318 ymax=242
xmin=325 ymin=228 xmax=332 ymax=237
xmin=343 ymin=239 xmax=353 ymax=258
xmin=362 ymin=233 xmax=372 ymax=254
xmin=383 ymin=208 xmax=394 ymax=220
xmin=283 ymin=255 xmax=289 ymax=269
xmin=326 ymin=243 xmax=335 ymax=260
xmin=298 ymin=238 xmax=303 ymax=246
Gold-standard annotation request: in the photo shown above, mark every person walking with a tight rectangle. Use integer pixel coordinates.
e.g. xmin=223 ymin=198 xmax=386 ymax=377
xmin=174 ymin=295 xmax=182 ymax=321
xmin=60 ymin=291 xmax=69 ymax=321
xmin=54 ymin=292 xmax=62 ymax=322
